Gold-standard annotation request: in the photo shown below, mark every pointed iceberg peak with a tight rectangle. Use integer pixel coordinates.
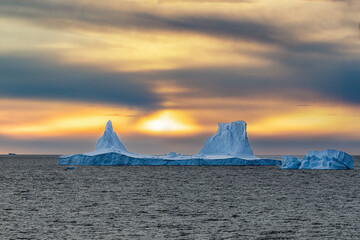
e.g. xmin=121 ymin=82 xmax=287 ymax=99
xmin=96 ymin=120 xmax=128 ymax=153
xmin=105 ymin=120 xmax=113 ymax=132
xmin=198 ymin=120 xmax=254 ymax=157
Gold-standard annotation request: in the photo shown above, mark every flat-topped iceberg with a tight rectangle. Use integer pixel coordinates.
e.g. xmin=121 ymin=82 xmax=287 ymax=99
xmin=59 ymin=120 xmax=281 ymax=166
xmin=198 ymin=121 xmax=254 ymax=157
xmin=281 ymin=149 xmax=354 ymax=170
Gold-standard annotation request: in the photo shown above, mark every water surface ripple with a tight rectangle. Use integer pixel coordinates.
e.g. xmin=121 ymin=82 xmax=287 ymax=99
xmin=0 ymin=155 xmax=359 ymax=239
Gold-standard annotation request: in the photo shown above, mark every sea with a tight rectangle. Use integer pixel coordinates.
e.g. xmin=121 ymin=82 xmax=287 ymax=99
xmin=0 ymin=155 xmax=359 ymax=239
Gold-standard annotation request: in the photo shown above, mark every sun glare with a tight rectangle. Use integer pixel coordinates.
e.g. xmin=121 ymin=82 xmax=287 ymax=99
xmin=137 ymin=111 xmax=196 ymax=134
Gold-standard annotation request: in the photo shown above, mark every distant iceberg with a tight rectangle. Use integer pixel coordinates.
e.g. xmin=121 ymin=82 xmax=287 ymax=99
xmin=59 ymin=120 xmax=281 ymax=166
xmin=281 ymin=149 xmax=354 ymax=170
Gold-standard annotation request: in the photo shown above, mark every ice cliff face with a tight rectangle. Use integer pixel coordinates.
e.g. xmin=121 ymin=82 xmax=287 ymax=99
xmin=281 ymin=156 xmax=302 ymax=169
xmin=281 ymin=149 xmax=354 ymax=170
xmin=198 ymin=121 xmax=254 ymax=156
xmin=95 ymin=120 xmax=128 ymax=153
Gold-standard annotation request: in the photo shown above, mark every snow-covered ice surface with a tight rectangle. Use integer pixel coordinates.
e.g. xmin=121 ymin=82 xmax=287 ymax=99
xmin=59 ymin=120 xmax=280 ymax=166
xmin=281 ymin=149 xmax=354 ymax=170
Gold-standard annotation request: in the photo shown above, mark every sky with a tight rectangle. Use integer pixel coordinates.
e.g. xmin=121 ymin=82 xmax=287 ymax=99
xmin=0 ymin=0 xmax=359 ymax=155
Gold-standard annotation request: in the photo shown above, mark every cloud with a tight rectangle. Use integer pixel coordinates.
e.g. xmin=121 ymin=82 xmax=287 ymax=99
xmin=135 ymin=54 xmax=360 ymax=105
xmin=0 ymin=55 xmax=160 ymax=108
xmin=1 ymin=48 xmax=357 ymax=113
xmin=274 ymin=54 xmax=360 ymax=105
xmin=158 ymin=0 xmax=253 ymax=3
xmin=0 ymin=0 xmax=341 ymax=54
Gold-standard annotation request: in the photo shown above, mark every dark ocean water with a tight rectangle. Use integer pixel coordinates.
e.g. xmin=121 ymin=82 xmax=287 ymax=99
xmin=0 ymin=155 xmax=359 ymax=240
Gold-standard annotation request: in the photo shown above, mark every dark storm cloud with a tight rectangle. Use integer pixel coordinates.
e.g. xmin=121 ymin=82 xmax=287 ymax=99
xmin=0 ymin=55 xmax=160 ymax=108
xmin=137 ymin=56 xmax=360 ymax=105
xmin=0 ymin=0 xmax=339 ymax=54
xmin=1 ymin=53 xmax=357 ymax=109
xmin=274 ymin=55 xmax=360 ymax=105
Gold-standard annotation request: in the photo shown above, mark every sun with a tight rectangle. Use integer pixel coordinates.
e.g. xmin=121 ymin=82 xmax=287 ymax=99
xmin=137 ymin=111 xmax=196 ymax=134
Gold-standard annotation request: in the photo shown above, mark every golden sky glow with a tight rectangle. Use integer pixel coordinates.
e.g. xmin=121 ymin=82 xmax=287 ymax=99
xmin=136 ymin=111 xmax=197 ymax=135
xmin=0 ymin=99 xmax=140 ymax=139
xmin=0 ymin=0 xmax=359 ymax=154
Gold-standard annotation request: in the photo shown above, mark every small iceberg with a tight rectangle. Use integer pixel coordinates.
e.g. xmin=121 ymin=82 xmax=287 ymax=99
xmin=59 ymin=120 xmax=281 ymax=166
xmin=281 ymin=149 xmax=354 ymax=170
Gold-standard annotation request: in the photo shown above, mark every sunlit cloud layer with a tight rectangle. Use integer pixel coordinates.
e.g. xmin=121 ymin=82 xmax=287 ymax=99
xmin=0 ymin=0 xmax=359 ymax=154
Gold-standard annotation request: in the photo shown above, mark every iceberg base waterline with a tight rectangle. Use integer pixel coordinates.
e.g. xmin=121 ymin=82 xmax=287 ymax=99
xmin=59 ymin=152 xmax=281 ymax=166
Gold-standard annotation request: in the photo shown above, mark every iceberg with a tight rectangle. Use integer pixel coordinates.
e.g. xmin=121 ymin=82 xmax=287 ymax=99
xmin=198 ymin=121 xmax=254 ymax=157
xmin=281 ymin=149 xmax=354 ymax=170
xmin=59 ymin=120 xmax=281 ymax=166
xmin=96 ymin=120 xmax=128 ymax=153
xmin=281 ymin=155 xmax=302 ymax=169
